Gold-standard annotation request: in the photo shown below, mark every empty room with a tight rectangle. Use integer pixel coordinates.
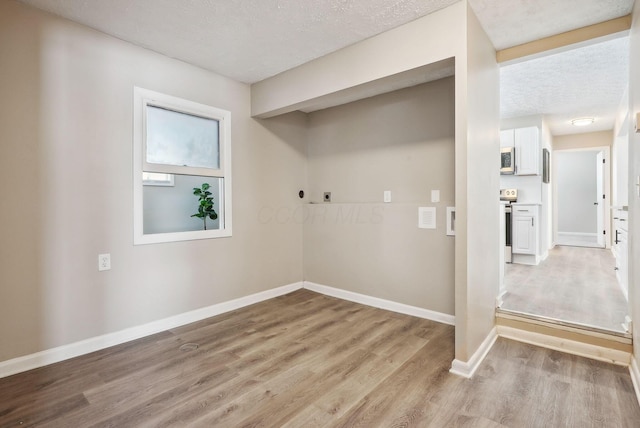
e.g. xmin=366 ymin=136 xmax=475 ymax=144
xmin=2 ymin=0 xmax=640 ymax=426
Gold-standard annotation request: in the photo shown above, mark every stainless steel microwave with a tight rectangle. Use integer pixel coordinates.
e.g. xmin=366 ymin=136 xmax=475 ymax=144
xmin=500 ymin=147 xmax=515 ymax=175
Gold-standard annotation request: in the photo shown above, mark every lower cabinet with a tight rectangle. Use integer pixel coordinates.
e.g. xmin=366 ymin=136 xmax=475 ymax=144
xmin=512 ymin=205 xmax=538 ymax=256
xmin=613 ymin=209 xmax=628 ymax=299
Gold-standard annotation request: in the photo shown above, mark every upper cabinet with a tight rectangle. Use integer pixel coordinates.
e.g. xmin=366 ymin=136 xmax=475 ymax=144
xmin=500 ymin=129 xmax=515 ymax=148
xmin=500 ymin=127 xmax=540 ymax=176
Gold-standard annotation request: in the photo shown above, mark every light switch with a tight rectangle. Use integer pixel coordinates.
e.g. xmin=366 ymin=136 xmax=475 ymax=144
xmin=384 ymin=190 xmax=391 ymax=203
xmin=431 ymin=190 xmax=440 ymax=203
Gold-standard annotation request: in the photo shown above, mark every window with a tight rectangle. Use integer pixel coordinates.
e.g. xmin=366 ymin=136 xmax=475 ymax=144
xmin=133 ymin=87 xmax=232 ymax=244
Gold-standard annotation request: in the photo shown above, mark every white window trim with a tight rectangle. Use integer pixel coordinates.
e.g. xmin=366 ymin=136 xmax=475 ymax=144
xmin=142 ymin=172 xmax=175 ymax=186
xmin=133 ymin=87 xmax=232 ymax=245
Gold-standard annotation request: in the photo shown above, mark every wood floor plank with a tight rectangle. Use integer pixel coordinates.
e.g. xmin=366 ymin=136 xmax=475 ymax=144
xmin=1 ymin=290 xmax=639 ymax=427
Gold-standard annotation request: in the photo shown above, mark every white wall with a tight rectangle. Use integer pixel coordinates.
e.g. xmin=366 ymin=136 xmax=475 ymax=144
xmin=0 ymin=1 xmax=306 ymax=363
xmin=628 ymin=0 xmax=640 ymax=370
xmin=541 ymin=119 xmax=553 ymax=254
xmin=613 ymin=90 xmax=630 ymax=208
xmin=556 ymin=151 xmax=598 ymax=234
xmin=455 ymin=3 xmax=501 ymax=363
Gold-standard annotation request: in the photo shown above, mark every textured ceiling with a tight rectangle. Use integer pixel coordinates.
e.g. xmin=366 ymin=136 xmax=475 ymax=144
xmin=501 ymin=36 xmax=629 ymax=136
xmin=468 ymin=0 xmax=634 ymax=50
xmin=17 ymin=0 xmax=634 ymax=135
xmin=17 ymin=0 xmax=459 ymax=84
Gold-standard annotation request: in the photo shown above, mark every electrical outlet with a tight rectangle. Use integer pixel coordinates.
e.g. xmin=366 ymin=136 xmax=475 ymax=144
xmin=98 ymin=253 xmax=111 ymax=271
xmin=384 ymin=190 xmax=391 ymax=203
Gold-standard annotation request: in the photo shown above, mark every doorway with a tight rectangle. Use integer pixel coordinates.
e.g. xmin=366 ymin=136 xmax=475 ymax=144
xmin=500 ymin=144 xmax=630 ymax=334
xmin=554 ymin=147 xmax=609 ymax=248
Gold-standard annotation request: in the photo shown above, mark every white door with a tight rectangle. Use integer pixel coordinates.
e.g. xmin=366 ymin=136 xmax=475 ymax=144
xmin=596 ymin=151 xmax=605 ymax=247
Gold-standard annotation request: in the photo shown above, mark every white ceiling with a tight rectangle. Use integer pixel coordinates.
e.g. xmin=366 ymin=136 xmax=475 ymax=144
xmin=17 ymin=0 xmax=459 ymax=84
xmin=501 ymin=36 xmax=630 ymax=135
xmin=17 ymin=0 xmax=635 ymax=135
xmin=468 ymin=0 xmax=633 ymax=50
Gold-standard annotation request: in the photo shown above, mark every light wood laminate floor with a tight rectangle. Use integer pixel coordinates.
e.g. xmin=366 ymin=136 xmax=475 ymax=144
xmin=1 ymin=289 xmax=639 ymax=427
xmin=502 ymin=246 xmax=628 ymax=333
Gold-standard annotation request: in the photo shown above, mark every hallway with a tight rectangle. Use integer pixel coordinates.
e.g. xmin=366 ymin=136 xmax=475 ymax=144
xmin=501 ymin=246 xmax=628 ymax=334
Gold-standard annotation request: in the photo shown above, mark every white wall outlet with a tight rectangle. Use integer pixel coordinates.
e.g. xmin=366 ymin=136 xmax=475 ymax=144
xmin=431 ymin=190 xmax=440 ymax=203
xmin=383 ymin=190 xmax=391 ymax=203
xmin=98 ymin=253 xmax=111 ymax=271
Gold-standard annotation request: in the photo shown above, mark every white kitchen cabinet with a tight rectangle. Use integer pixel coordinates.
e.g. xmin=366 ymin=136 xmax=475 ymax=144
xmin=500 ymin=127 xmax=540 ymax=175
xmin=613 ymin=209 xmax=628 ymax=299
xmin=514 ymin=127 xmax=539 ymax=176
xmin=512 ymin=205 xmax=538 ymax=255
xmin=500 ymin=129 xmax=514 ymax=148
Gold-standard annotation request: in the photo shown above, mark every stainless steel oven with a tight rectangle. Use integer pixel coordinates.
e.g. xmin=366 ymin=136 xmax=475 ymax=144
xmin=504 ymin=204 xmax=512 ymax=263
xmin=501 ymin=147 xmax=515 ymax=175
xmin=500 ymin=189 xmax=518 ymax=263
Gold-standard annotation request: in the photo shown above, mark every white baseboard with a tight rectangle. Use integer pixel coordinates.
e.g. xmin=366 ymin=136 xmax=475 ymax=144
xmin=558 ymin=232 xmax=598 ymax=238
xmin=630 ymin=357 xmax=640 ymax=407
xmin=0 ymin=282 xmax=303 ymax=379
xmin=1 ymin=281 xmax=455 ymax=379
xmin=303 ymin=281 xmax=455 ymax=326
xmin=497 ymin=325 xmax=631 ymax=366
xmin=449 ymin=327 xmax=497 ymax=378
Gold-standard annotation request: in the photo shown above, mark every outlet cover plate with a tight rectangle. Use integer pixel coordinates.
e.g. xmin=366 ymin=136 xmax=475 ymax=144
xmin=98 ymin=253 xmax=111 ymax=271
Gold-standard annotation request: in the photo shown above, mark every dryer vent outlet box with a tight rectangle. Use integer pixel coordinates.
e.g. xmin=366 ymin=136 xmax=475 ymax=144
xmin=418 ymin=207 xmax=436 ymax=229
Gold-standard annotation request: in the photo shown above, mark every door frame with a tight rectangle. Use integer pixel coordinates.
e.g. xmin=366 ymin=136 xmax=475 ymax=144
xmin=596 ymin=151 xmax=605 ymax=247
xmin=552 ymin=145 xmax=611 ymax=249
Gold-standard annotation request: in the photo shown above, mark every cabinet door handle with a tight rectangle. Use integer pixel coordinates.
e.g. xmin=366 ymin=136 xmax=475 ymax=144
xmin=531 ymin=218 xmax=534 ymax=227
xmin=615 ymin=230 xmax=620 ymax=244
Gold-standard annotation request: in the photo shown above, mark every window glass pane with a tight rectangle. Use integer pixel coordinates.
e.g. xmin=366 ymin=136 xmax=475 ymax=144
xmin=143 ymin=174 xmax=223 ymax=234
xmin=146 ymin=105 xmax=220 ymax=169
